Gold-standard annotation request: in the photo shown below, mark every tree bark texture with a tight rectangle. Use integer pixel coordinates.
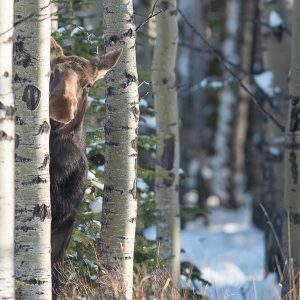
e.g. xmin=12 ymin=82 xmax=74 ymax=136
xmin=0 ymin=1 xmax=15 ymax=299
xmin=260 ymin=0 xmax=291 ymax=275
xmin=14 ymin=1 xmax=52 ymax=298
xmin=283 ymin=0 xmax=300 ymax=289
xmin=99 ymin=1 xmax=139 ymax=299
xmin=152 ymin=0 xmax=181 ymax=287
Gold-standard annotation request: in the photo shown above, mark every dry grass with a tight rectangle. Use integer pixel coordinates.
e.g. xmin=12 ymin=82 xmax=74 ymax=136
xmin=56 ymin=260 xmax=208 ymax=300
xmin=260 ymin=205 xmax=300 ymax=300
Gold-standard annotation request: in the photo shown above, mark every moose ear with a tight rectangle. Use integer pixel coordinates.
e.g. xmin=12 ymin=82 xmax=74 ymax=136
xmin=51 ymin=37 xmax=64 ymax=63
xmin=91 ymin=48 xmax=123 ymax=80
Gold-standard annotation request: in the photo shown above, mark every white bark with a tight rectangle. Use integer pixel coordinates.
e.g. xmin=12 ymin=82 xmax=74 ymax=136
xmin=0 ymin=1 xmax=15 ymax=299
xmin=14 ymin=1 xmax=52 ymax=298
xmin=283 ymin=0 xmax=300 ymax=279
xmin=152 ymin=0 xmax=181 ymax=287
xmin=212 ymin=0 xmax=241 ymax=204
xmin=51 ymin=2 xmax=58 ymax=32
xmin=99 ymin=1 xmax=139 ymax=299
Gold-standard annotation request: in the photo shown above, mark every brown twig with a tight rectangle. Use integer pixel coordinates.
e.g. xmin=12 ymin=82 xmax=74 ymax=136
xmin=135 ymin=0 xmax=162 ymax=32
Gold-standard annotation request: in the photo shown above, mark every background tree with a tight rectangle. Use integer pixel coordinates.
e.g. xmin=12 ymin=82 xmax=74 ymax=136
xmin=99 ymin=0 xmax=139 ymax=299
xmin=0 ymin=1 xmax=15 ymax=299
xmin=259 ymin=0 xmax=291 ymax=275
xmin=14 ymin=1 xmax=52 ymax=298
xmin=283 ymin=0 xmax=300 ymax=293
xmin=152 ymin=0 xmax=181 ymax=286
xmin=212 ymin=0 xmax=241 ymax=206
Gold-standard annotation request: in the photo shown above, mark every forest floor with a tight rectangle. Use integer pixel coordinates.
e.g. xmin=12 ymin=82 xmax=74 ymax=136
xmin=145 ymin=197 xmax=281 ymax=300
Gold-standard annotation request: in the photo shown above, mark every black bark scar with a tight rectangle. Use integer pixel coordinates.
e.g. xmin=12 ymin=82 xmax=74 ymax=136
xmin=22 ymin=85 xmax=41 ymax=111
xmin=161 ymin=135 xmax=175 ymax=171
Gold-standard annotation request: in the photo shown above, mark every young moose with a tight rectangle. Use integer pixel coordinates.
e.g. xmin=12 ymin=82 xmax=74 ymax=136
xmin=50 ymin=38 xmax=122 ymax=295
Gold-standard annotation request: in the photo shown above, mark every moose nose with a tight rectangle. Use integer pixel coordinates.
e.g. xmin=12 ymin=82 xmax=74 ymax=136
xmin=49 ymin=93 xmax=77 ymax=124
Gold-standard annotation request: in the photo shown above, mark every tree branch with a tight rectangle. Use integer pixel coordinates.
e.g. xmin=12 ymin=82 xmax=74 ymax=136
xmin=177 ymin=7 xmax=285 ymax=132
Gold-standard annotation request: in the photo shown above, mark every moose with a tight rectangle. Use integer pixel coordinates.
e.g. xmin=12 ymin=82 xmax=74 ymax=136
xmin=50 ymin=37 xmax=122 ymax=296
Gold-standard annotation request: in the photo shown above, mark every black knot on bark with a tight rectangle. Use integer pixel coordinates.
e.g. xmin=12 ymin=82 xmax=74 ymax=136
xmin=22 ymin=85 xmax=41 ymax=111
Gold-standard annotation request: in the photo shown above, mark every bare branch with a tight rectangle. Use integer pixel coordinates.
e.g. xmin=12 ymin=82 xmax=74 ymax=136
xmin=0 ymin=0 xmax=52 ymax=37
xmin=177 ymin=7 xmax=285 ymax=132
xmin=135 ymin=0 xmax=162 ymax=32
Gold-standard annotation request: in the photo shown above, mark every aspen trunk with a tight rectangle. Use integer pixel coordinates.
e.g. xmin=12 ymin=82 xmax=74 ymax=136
xmin=283 ymin=0 xmax=300 ymax=289
xmin=212 ymin=0 xmax=241 ymax=205
xmin=0 ymin=1 xmax=15 ymax=299
xmin=143 ymin=0 xmax=156 ymax=70
xmin=260 ymin=0 xmax=291 ymax=274
xmin=51 ymin=2 xmax=58 ymax=32
xmin=99 ymin=1 xmax=139 ymax=299
xmin=152 ymin=0 xmax=181 ymax=287
xmin=14 ymin=1 xmax=52 ymax=298
xmin=228 ymin=0 xmax=256 ymax=207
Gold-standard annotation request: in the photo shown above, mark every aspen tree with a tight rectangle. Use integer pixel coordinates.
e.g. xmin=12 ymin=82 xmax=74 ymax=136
xmin=229 ymin=0 xmax=256 ymax=207
xmin=213 ymin=0 xmax=241 ymax=205
xmin=152 ymin=0 xmax=181 ymax=286
xmin=99 ymin=0 xmax=139 ymax=299
xmin=260 ymin=0 xmax=291 ymax=274
xmin=14 ymin=1 xmax=52 ymax=298
xmin=0 ymin=1 xmax=15 ymax=298
xmin=283 ymin=0 xmax=300 ymax=288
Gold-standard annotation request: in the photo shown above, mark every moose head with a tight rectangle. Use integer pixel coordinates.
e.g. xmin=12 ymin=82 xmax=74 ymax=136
xmin=50 ymin=37 xmax=122 ymax=124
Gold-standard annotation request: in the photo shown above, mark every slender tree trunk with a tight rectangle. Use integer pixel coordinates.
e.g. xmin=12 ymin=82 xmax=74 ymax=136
xmin=228 ymin=0 xmax=256 ymax=207
xmin=212 ymin=0 xmax=241 ymax=205
xmin=143 ymin=0 xmax=156 ymax=70
xmin=51 ymin=2 xmax=58 ymax=32
xmin=283 ymin=0 xmax=300 ymax=292
xmin=14 ymin=1 xmax=52 ymax=298
xmin=260 ymin=0 xmax=291 ymax=275
xmin=99 ymin=1 xmax=139 ymax=299
xmin=152 ymin=0 xmax=181 ymax=287
xmin=0 ymin=1 xmax=15 ymax=299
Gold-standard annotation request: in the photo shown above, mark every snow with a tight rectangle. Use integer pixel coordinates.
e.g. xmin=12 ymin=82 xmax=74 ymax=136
xmin=267 ymin=146 xmax=281 ymax=158
xmin=269 ymin=11 xmax=284 ymax=28
xmin=89 ymin=197 xmax=103 ymax=213
xmin=87 ymin=170 xmax=96 ymax=180
xmin=70 ymin=26 xmax=84 ymax=37
xmin=254 ymin=71 xmax=275 ymax=97
xmin=137 ymin=177 xmax=149 ymax=192
xmin=55 ymin=27 xmax=66 ymax=33
xmin=200 ymin=78 xmax=225 ymax=90
xmin=142 ymin=115 xmax=156 ymax=129
xmin=144 ymin=199 xmax=281 ymax=300
xmin=91 ymin=180 xmax=104 ymax=190
xmin=139 ymin=98 xmax=148 ymax=107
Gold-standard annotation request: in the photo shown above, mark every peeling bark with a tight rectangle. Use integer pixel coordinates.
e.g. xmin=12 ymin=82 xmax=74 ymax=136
xmin=14 ymin=1 xmax=52 ymax=299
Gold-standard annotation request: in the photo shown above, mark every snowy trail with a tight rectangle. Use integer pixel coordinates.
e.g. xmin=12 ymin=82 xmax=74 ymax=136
xmin=145 ymin=200 xmax=281 ymax=300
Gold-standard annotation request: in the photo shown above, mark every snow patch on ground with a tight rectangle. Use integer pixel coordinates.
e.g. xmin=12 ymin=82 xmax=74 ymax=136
xmin=144 ymin=200 xmax=281 ymax=299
